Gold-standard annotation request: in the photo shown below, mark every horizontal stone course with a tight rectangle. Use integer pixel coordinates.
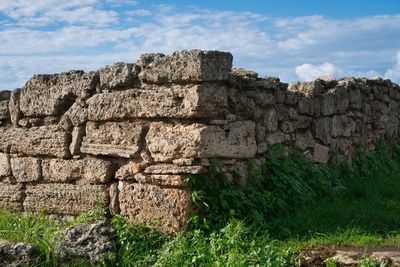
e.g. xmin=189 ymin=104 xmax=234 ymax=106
xmin=24 ymin=184 xmax=109 ymax=215
xmin=0 ymin=183 xmax=24 ymax=209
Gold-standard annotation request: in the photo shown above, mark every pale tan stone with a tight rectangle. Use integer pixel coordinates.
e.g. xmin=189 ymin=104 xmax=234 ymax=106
xmin=138 ymin=50 xmax=232 ymax=83
xmin=8 ymin=88 xmax=22 ymax=124
xmin=10 ymin=157 xmax=41 ymax=182
xmin=0 ymin=100 xmax=9 ymax=121
xmin=118 ymin=182 xmax=191 ymax=233
xmin=172 ymin=158 xmax=196 ymax=166
xmin=0 ymin=125 xmax=70 ymax=158
xmin=313 ymin=143 xmax=330 ymax=163
xmin=134 ymin=173 xmax=188 ymax=187
xmin=0 ymin=183 xmax=23 ymax=209
xmin=81 ymin=122 xmax=143 ymax=158
xmin=0 ymin=152 xmax=11 ymax=177
xmin=198 ymin=121 xmax=257 ymax=159
xmin=42 ymin=158 xmax=113 ymax=184
xmin=20 ymin=71 xmax=98 ymax=116
xmin=98 ymin=62 xmax=138 ymax=91
xmin=69 ymin=126 xmax=85 ymax=155
xmin=109 ymin=183 xmax=119 ymax=215
xmin=24 ymin=184 xmax=109 ymax=215
xmin=115 ymin=162 xmax=146 ymax=180
xmin=87 ymin=84 xmax=227 ymax=121
xmin=146 ymin=123 xmax=204 ymax=162
xmin=144 ymin=164 xmax=206 ymax=174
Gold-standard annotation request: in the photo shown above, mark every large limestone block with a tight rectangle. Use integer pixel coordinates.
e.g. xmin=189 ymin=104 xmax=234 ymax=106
xmin=332 ymin=115 xmax=356 ymax=137
xmin=0 ymin=153 xmax=11 ymax=177
xmin=0 ymin=183 xmax=24 ymax=209
xmin=198 ymin=121 xmax=257 ymax=158
xmin=11 ymin=157 xmax=41 ymax=182
xmin=0 ymin=125 xmax=70 ymax=158
xmin=134 ymin=173 xmax=188 ymax=187
xmin=138 ymin=50 xmax=232 ymax=83
xmin=98 ymin=62 xmax=139 ymax=91
xmin=42 ymin=158 xmax=113 ymax=184
xmin=146 ymin=121 xmax=257 ymax=161
xmin=118 ymin=182 xmax=191 ymax=233
xmin=81 ymin=122 xmax=143 ymax=158
xmin=144 ymin=164 xmax=207 ymax=174
xmin=24 ymin=184 xmax=109 ymax=215
xmin=146 ymin=123 xmax=204 ymax=162
xmin=0 ymin=100 xmax=9 ymax=121
xmin=8 ymin=89 xmax=22 ymax=124
xmin=20 ymin=71 xmax=98 ymax=117
xmin=87 ymin=84 xmax=228 ymax=121
xmin=313 ymin=143 xmax=330 ymax=163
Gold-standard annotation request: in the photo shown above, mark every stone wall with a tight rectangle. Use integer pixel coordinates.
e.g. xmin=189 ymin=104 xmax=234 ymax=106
xmin=0 ymin=50 xmax=399 ymax=232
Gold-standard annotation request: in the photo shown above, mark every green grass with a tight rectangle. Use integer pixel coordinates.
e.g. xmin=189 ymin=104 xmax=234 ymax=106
xmin=2 ymin=141 xmax=400 ymax=266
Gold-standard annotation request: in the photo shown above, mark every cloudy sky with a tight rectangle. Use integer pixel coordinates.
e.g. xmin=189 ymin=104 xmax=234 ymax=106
xmin=0 ymin=0 xmax=400 ymax=90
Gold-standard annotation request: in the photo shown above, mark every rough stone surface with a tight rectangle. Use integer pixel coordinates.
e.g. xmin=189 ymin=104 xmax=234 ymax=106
xmin=8 ymin=89 xmax=22 ymax=125
xmin=0 ymin=153 xmax=11 ymax=178
xmin=54 ymin=221 xmax=116 ymax=264
xmin=0 ymin=240 xmax=40 ymax=267
xmin=119 ymin=182 xmax=191 ymax=233
xmin=0 ymin=100 xmax=10 ymax=121
xmin=138 ymin=50 xmax=233 ymax=83
xmin=98 ymin=62 xmax=138 ymax=91
xmin=144 ymin=164 xmax=206 ymax=174
xmin=313 ymin=143 xmax=330 ymax=163
xmin=42 ymin=158 xmax=113 ymax=183
xmin=199 ymin=121 xmax=257 ymax=159
xmin=24 ymin=184 xmax=109 ymax=215
xmin=87 ymin=84 xmax=228 ymax=121
xmin=146 ymin=122 xmax=204 ymax=162
xmin=20 ymin=71 xmax=98 ymax=116
xmin=134 ymin=173 xmax=188 ymax=187
xmin=81 ymin=121 xmax=143 ymax=158
xmin=0 ymin=183 xmax=23 ymax=209
xmin=11 ymin=157 xmax=41 ymax=183
xmin=0 ymin=125 xmax=70 ymax=158
xmin=69 ymin=126 xmax=85 ymax=155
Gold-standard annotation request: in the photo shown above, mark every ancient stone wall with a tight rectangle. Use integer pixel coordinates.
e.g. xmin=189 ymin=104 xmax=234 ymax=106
xmin=0 ymin=50 xmax=399 ymax=232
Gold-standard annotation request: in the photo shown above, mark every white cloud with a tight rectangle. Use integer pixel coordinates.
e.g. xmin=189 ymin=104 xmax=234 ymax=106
xmin=384 ymin=52 xmax=400 ymax=83
xmin=0 ymin=3 xmax=399 ymax=89
xmin=295 ymin=62 xmax=339 ymax=81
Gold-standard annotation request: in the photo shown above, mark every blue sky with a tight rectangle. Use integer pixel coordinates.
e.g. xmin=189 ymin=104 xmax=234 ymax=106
xmin=0 ymin=0 xmax=400 ymax=89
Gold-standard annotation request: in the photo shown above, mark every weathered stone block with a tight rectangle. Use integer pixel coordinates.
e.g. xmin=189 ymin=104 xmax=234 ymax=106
xmin=20 ymin=71 xmax=98 ymax=117
xmin=10 ymin=157 xmax=41 ymax=182
xmin=320 ymin=94 xmax=335 ymax=116
xmin=42 ymin=158 xmax=113 ymax=184
xmin=146 ymin=123 xmax=204 ymax=162
xmin=0 ymin=125 xmax=70 ymax=158
xmin=9 ymin=88 xmax=22 ymax=124
xmin=87 ymin=84 xmax=228 ymax=121
xmin=332 ymin=115 xmax=356 ymax=137
xmin=0 ymin=152 xmax=11 ymax=177
xmin=118 ymin=182 xmax=190 ymax=233
xmin=199 ymin=121 xmax=257 ymax=158
xmin=315 ymin=117 xmax=332 ymax=144
xmin=138 ymin=50 xmax=232 ymax=83
xmin=264 ymin=109 xmax=278 ymax=132
xmin=98 ymin=62 xmax=138 ymax=91
xmin=144 ymin=164 xmax=206 ymax=174
xmin=0 ymin=183 xmax=23 ymax=209
xmin=0 ymin=100 xmax=9 ymax=121
xmin=134 ymin=173 xmax=187 ymax=187
xmin=69 ymin=126 xmax=85 ymax=155
xmin=298 ymin=96 xmax=314 ymax=115
xmin=60 ymin=100 xmax=88 ymax=130
xmin=24 ymin=184 xmax=109 ymax=215
xmin=81 ymin=122 xmax=143 ymax=158
xmin=313 ymin=143 xmax=330 ymax=163
xmin=146 ymin=121 xmax=256 ymax=162
xmin=295 ymin=131 xmax=315 ymax=150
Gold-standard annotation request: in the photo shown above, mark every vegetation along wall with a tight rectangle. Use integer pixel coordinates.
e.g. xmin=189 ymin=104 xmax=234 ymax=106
xmin=0 ymin=50 xmax=399 ymax=233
